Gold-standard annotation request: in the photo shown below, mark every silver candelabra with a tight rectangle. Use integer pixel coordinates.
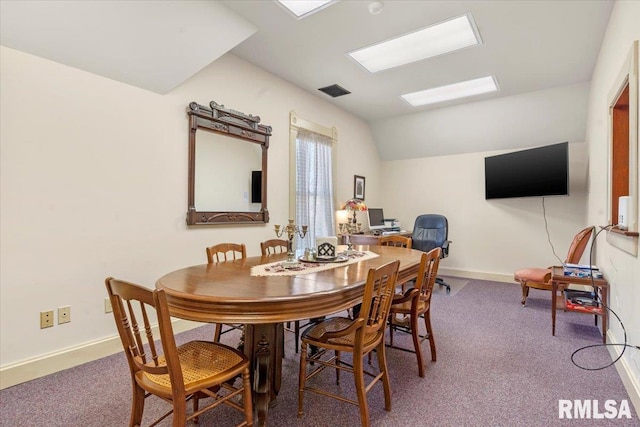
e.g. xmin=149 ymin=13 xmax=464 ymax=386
xmin=274 ymin=220 xmax=308 ymax=267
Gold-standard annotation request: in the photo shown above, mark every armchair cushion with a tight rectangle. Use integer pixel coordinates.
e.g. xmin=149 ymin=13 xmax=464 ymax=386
xmin=514 ymin=267 xmax=551 ymax=284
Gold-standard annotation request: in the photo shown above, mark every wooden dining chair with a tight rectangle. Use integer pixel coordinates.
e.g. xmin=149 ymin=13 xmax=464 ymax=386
xmin=206 ymin=243 xmax=247 ymax=342
xmin=387 ymin=247 xmax=441 ymax=378
xmin=379 ymin=234 xmax=412 ymax=248
xmin=206 ymin=242 xmax=247 ymax=264
xmin=297 ymin=260 xmax=400 ymax=427
xmin=105 ymin=277 xmax=253 ymax=427
xmin=260 ymin=239 xmax=288 ymax=256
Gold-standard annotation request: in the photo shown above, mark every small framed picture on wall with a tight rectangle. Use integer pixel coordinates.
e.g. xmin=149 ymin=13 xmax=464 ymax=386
xmin=354 ymin=175 xmax=365 ymax=200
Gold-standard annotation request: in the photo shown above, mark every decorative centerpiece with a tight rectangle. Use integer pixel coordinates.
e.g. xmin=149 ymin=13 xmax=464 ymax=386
xmin=274 ymin=220 xmax=308 ymax=268
xmin=339 ymin=198 xmax=367 ymax=254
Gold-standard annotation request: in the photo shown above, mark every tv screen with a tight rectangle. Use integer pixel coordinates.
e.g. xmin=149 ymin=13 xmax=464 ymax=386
xmin=485 ymin=142 xmax=569 ymax=200
xmin=368 ymin=208 xmax=385 ymax=230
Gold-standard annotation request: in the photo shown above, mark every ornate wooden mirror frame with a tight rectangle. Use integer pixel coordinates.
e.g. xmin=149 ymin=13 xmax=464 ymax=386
xmin=187 ymin=101 xmax=271 ymax=225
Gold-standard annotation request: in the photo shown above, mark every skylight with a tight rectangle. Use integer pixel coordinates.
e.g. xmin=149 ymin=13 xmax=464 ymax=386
xmin=401 ymin=76 xmax=499 ymax=107
xmin=348 ymin=13 xmax=481 ymax=73
xmin=277 ymin=0 xmax=335 ymax=19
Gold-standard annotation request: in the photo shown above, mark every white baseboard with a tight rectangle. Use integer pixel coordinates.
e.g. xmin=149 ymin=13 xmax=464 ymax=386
xmin=607 ymin=331 xmax=640 ymax=416
xmin=1 ymin=271 xmax=516 ymax=390
xmin=440 ymin=267 xmax=514 ymax=284
xmin=0 ymin=319 xmax=201 ymax=390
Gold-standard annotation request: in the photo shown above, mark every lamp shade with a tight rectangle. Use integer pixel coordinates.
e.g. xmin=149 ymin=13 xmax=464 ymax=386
xmin=343 ymin=198 xmax=367 ymax=212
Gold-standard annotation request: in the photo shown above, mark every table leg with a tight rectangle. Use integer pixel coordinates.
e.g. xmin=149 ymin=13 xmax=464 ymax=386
xmin=551 ymin=280 xmax=557 ymax=336
xmin=243 ymin=323 xmax=284 ymax=426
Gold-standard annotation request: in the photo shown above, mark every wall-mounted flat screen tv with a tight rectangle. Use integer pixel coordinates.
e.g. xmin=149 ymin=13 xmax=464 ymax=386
xmin=484 ymin=142 xmax=569 ymax=200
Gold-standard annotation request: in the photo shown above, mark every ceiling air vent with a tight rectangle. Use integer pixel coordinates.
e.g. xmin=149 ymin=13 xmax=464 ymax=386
xmin=318 ymin=84 xmax=351 ymax=98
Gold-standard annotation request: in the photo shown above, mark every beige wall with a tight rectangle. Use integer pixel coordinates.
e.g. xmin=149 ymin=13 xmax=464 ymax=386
xmin=0 ymin=48 xmax=381 ymax=367
xmin=585 ymin=0 xmax=640 ymax=400
xmin=381 ymin=143 xmax=588 ymax=277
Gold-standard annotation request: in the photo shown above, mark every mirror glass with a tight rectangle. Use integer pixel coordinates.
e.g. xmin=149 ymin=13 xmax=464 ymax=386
xmin=195 ymin=132 xmax=262 ymax=212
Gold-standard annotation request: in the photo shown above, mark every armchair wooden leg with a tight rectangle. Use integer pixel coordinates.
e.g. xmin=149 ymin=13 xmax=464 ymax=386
xmin=520 ymin=282 xmax=529 ymax=306
xmin=214 ymin=323 xmax=222 ymax=342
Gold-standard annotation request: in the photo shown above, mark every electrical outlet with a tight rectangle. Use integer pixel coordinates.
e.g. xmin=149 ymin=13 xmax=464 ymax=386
xmin=58 ymin=306 xmax=71 ymax=324
xmin=104 ymin=297 xmax=113 ymax=314
xmin=40 ymin=310 xmax=54 ymax=329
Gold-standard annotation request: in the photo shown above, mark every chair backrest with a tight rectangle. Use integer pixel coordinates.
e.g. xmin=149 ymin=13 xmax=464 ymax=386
xmin=413 ymin=248 xmax=441 ymax=308
xmin=260 ymin=239 xmax=288 ymax=256
xmin=565 ymin=226 xmax=594 ymax=264
xmin=206 ymin=243 xmax=247 ymax=264
xmin=105 ymin=277 xmax=183 ymax=388
xmin=379 ymin=235 xmax=412 ymax=248
xmin=412 ymin=214 xmax=448 ymax=253
xmin=358 ymin=260 xmax=400 ymax=339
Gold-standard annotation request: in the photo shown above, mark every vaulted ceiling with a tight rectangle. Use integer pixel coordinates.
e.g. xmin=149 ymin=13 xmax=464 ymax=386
xmin=1 ymin=0 xmax=614 ymax=158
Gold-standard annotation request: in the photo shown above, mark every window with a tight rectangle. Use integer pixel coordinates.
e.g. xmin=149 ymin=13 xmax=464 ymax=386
xmin=289 ymin=112 xmax=337 ymax=249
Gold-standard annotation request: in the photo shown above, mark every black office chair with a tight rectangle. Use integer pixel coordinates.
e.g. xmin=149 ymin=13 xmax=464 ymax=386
xmin=412 ymin=214 xmax=451 ymax=293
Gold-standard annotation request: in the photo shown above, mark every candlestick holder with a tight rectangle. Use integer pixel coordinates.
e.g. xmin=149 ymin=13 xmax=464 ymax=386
xmin=339 ymin=222 xmax=362 ymax=255
xmin=274 ymin=219 xmax=308 ymax=268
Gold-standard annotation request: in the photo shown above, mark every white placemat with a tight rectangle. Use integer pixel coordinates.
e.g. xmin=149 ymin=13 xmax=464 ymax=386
xmin=251 ymin=251 xmax=379 ymax=277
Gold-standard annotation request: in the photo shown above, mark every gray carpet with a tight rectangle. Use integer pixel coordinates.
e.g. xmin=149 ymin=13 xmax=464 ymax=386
xmin=1 ymin=279 xmax=637 ymax=426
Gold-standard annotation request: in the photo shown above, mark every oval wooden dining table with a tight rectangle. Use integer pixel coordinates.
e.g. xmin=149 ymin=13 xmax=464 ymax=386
xmin=156 ymin=245 xmax=423 ymax=426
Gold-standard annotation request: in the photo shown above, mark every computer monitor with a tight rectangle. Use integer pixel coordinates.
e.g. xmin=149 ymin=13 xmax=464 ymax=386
xmin=368 ymin=208 xmax=385 ymax=230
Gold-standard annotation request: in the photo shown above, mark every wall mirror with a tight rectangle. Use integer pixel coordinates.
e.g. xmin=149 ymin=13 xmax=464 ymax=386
xmin=187 ymin=101 xmax=271 ymax=225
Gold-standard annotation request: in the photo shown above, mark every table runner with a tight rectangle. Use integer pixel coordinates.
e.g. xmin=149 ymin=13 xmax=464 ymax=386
xmin=251 ymin=251 xmax=379 ymax=277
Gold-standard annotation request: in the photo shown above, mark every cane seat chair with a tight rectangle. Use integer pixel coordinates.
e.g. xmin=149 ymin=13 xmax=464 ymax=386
xmin=297 ymin=260 xmax=400 ymax=427
xmin=105 ymin=277 xmax=253 ymax=427
xmin=206 ymin=243 xmax=247 ymax=341
xmin=387 ymin=248 xmax=441 ymax=378
xmin=515 ymin=226 xmax=594 ymax=306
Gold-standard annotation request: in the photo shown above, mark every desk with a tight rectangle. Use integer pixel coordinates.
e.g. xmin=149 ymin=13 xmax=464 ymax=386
xmin=156 ymin=245 xmax=423 ymax=426
xmin=342 ymin=231 xmax=413 ymax=246
xmin=551 ymin=266 xmax=609 ymax=344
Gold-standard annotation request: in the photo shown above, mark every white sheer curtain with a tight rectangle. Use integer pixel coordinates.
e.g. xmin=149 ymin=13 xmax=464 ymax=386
xmin=295 ymin=129 xmax=335 ymax=250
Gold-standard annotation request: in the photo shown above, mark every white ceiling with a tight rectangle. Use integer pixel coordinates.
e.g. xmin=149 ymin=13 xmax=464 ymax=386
xmin=0 ymin=0 xmax=256 ymax=94
xmin=0 ymin=0 xmax=614 ymax=158
xmin=223 ymin=0 xmax=614 ymax=121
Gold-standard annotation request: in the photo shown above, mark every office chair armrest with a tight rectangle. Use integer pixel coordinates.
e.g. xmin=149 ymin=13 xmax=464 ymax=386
xmin=442 ymin=240 xmax=451 ymax=257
